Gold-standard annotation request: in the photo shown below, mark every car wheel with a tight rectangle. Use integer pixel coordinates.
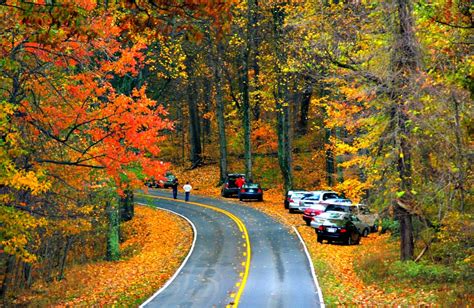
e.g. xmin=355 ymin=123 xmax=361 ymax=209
xmin=239 ymin=197 xmax=243 ymax=201
xmin=305 ymin=220 xmax=311 ymax=226
xmin=347 ymin=232 xmax=360 ymax=245
xmin=289 ymin=208 xmax=294 ymax=213
xmin=258 ymin=196 xmax=263 ymax=201
xmin=317 ymin=235 xmax=323 ymax=244
xmin=362 ymin=228 xmax=369 ymax=237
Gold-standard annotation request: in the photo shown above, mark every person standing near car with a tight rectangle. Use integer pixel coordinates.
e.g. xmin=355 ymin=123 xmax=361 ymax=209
xmin=171 ymin=178 xmax=179 ymax=199
xmin=235 ymin=176 xmax=245 ymax=199
xmin=183 ymin=181 xmax=192 ymax=202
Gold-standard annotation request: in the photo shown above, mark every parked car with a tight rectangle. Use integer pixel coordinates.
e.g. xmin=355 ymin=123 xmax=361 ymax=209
xmin=144 ymin=172 xmax=176 ymax=188
xmin=324 ymin=203 xmax=379 ymax=232
xmin=239 ymin=183 xmax=263 ymax=201
xmin=302 ymin=203 xmax=327 ymax=226
xmin=285 ymin=190 xmax=314 ymax=211
xmin=144 ymin=177 xmax=159 ymax=188
xmin=314 ymin=211 xmax=361 ymax=245
xmin=221 ymin=173 xmax=246 ymax=197
xmin=303 ymin=198 xmax=351 ymax=225
xmin=292 ymin=191 xmax=340 ymax=213
xmin=160 ymin=172 xmax=177 ymax=188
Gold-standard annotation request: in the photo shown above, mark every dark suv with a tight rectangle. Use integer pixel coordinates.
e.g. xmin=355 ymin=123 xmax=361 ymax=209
xmin=221 ymin=173 xmax=245 ymax=197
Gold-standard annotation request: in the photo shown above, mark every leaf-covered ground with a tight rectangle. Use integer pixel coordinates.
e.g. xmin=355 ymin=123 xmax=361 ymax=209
xmin=15 ymin=206 xmax=192 ymax=306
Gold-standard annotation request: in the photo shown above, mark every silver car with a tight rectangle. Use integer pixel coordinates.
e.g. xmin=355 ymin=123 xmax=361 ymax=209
xmin=311 ymin=211 xmax=371 ymax=237
xmin=287 ymin=191 xmax=315 ymax=213
xmin=295 ymin=191 xmax=341 ymax=213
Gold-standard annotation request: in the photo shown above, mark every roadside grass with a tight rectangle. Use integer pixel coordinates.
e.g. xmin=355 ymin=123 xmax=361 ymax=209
xmin=14 ymin=206 xmax=192 ymax=306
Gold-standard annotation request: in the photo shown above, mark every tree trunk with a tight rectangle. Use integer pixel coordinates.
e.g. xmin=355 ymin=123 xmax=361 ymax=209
xmin=298 ymin=78 xmax=313 ymax=135
xmin=106 ymin=200 xmax=120 ymax=261
xmin=249 ymin=0 xmax=261 ymax=121
xmin=119 ymin=189 xmax=134 ymax=222
xmin=273 ymin=3 xmax=293 ymax=193
xmin=453 ymin=96 xmax=466 ymax=212
xmin=57 ymin=237 xmax=73 ymax=281
xmin=0 ymin=255 xmax=16 ymax=299
xmin=325 ymin=128 xmax=335 ymax=186
xmin=202 ymin=78 xmax=212 ymax=146
xmin=396 ymin=205 xmax=415 ymax=261
xmin=390 ymin=0 xmax=420 ymax=261
xmin=239 ymin=36 xmax=252 ymax=179
xmin=187 ymin=77 xmax=202 ymax=168
xmin=214 ymin=44 xmax=228 ymax=184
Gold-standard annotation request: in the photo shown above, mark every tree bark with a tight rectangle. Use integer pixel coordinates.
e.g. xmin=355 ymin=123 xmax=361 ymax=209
xmin=239 ymin=32 xmax=252 ymax=179
xmin=0 ymin=255 xmax=16 ymax=299
xmin=273 ymin=3 xmax=293 ymax=193
xmin=119 ymin=189 xmax=134 ymax=222
xmin=214 ymin=43 xmax=228 ymax=184
xmin=106 ymin=200 xmax=120 ymax=261
xmin=249 ymin=0 xmax=261 ymax=121
xmin=297 ymin=78 xmax=313 ymax=135
xmin=187 ymin=75 xmax=203 ymax=168
xmin=390 ymin=0 xmax=419 ymax=261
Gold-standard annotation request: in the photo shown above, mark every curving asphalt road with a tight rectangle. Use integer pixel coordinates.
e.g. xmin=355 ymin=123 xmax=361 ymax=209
xmin=137 ymin=190 xmax=323 ymax=308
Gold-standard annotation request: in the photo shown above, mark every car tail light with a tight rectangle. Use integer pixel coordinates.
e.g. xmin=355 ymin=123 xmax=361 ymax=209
xmin=225 ymin=183 xmax=229 ymax=188
xmin=318 ymin=225 xmax=324 ymax=231
xmin=288 ymin=198 xmax=294 ymax=202
xmin=257 ymin=188 xmax=262 ymax=193
xmin=340 ymin=228 xmax=347 ymax=233
xmin=240 ymin=189 xmax=245 ymax=193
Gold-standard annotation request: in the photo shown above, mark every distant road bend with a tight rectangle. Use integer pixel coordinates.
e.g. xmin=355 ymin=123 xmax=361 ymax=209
xmin=136 ymin=190 xmax=324 ymax=308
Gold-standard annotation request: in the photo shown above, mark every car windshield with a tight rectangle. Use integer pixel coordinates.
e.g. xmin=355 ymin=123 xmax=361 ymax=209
xmin=303 ymin=193 xmax=320 ymax=200
xmin=292 ymin=192 xmax=310 ymax=199
xmin=244 ymin=184 xmax=259 ymax=188
xmin=322 ymin=193 xmax=340 ymax=200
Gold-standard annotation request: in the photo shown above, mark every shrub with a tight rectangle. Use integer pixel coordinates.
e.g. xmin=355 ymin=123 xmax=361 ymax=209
xmin=388 ymin=261 xmax=460 ymax=283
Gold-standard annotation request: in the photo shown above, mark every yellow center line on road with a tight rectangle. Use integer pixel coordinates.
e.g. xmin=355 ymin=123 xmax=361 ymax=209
xmin=136 ymin=193 xmax=251 ymax=307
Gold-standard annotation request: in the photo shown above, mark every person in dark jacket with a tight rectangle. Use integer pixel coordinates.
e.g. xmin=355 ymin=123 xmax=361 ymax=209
xmin=171 ymin=178 xmax=179 ymax=199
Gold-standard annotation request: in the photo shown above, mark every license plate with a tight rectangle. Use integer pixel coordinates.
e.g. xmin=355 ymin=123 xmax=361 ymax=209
xmin=249 ymin=189 xmax=254 ymax=192
xmin=327 ymin=227 xmax=336 ymax=233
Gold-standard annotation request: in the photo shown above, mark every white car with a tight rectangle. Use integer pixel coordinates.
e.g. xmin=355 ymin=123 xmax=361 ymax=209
xmin=294 ymin=191 xmax=341 ymax=213
xmin=286 ymin=191 xmax=315 ymax=213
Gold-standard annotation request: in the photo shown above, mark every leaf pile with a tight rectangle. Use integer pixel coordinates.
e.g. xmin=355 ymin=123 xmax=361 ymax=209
xmin=14 ymin=205 xmax=192 ymax=306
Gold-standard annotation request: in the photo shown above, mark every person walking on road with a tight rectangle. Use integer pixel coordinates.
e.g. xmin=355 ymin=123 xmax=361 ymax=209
xmin=183 ymin=181 xmax=192 ymax=202
xmin=171 ymin=178 xmax=179 ymax=199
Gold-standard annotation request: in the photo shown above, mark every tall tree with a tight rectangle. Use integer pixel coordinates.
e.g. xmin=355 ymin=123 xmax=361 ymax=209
xmin=272 ymin=3 xmax=293 ymax=193
xmin=389 ymin=0 xmax=420 ymax=261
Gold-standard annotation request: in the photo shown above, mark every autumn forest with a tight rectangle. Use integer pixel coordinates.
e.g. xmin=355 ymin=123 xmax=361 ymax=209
xmin=0 ymin=0 xmax=472 ymax=306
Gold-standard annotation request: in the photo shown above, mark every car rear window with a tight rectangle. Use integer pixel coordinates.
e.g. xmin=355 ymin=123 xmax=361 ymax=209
xmin=244 ymin=184 xmax=259 ymax=188
xmin=319 ymin=212 xmax=344 ymax=219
